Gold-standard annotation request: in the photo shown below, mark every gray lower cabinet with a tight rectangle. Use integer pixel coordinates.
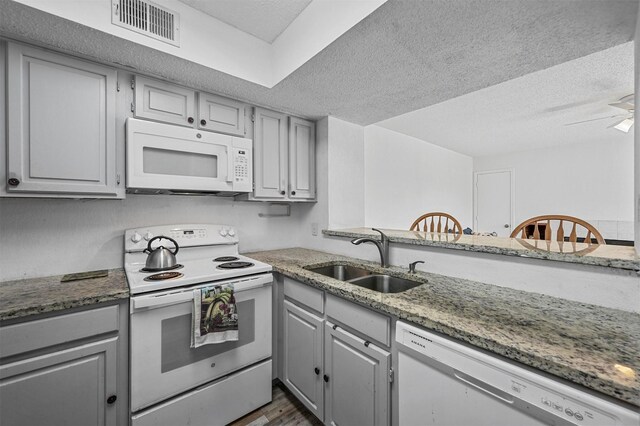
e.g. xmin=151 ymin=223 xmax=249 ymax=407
xmin=324 ymin=322 xmax=390 ymax=426
xmin=283 ymin=299 xmax=324 ymax=421
xmin=3 ymin=42 xmax=121 ymax=198
xmin=280 ymin=278 xmax=390 ymax=426
xmin=0 ymin=302 xmax=128 ymax=426
xmin=0 ymin=338 xmax=118 ymax=426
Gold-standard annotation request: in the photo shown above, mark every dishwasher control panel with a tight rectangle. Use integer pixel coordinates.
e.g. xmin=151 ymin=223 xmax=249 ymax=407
xmin=396 ymin=322 xmax=639 ymax=426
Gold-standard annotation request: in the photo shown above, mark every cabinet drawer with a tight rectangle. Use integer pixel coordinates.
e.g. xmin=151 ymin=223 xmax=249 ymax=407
xmin=325 ymin=294 xmax=390 ymax=346
xmin=0 ymin=305 xmax=120 ymax=358
xmin=283 ymin=278 xmax=324 ymax=313
xmin=132 ymin=360 xmax=272 ymax=426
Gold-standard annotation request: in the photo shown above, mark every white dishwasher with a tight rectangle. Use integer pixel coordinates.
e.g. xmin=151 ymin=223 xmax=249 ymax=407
xmin=395 ymin=321 xmax=639 ymax=426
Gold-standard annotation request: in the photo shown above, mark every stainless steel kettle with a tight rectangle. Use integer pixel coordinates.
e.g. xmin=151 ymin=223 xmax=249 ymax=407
xmin=143 ymin=236 xmax=179 ymax=271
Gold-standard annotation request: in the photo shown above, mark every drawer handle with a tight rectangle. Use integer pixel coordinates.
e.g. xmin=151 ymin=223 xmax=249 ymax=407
xmin=107 ymin=395 xmax=117 ymax=404
xmin=323 ymin=374 xmax=329 ymax=383
xmin=314 ymin=367 xmax=320 ymax=375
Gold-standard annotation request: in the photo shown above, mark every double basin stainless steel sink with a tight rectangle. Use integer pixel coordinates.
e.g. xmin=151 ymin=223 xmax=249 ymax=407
xmin=305 ymin=264 xmax=423 ymax=294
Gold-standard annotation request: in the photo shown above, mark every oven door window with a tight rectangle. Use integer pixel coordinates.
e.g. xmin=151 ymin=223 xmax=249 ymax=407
xmin=161 ymin=300 xmax=254 ymax=373
xmin=130 ymin=285 xmax=271 ymax=412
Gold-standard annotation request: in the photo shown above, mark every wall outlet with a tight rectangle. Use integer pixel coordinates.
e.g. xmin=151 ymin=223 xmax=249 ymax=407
xmin=311 ymin=222 xmax=319 ymax=236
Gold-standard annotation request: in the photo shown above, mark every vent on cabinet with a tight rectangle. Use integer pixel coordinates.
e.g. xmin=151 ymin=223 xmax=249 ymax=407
xmin=112 ymin=0 xmax=180 ymax=46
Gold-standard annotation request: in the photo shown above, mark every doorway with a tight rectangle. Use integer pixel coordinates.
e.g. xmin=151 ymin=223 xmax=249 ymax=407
xmin=474 ymin=169 xmax=514 ymax=237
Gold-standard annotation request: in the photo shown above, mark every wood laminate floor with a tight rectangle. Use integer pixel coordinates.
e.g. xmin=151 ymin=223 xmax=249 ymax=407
xmin=230 ymin=382 xmax=323 ymax=426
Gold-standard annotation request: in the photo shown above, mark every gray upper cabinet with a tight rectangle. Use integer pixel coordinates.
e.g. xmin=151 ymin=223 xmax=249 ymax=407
xmin=134 ymin=76 xmax=247 ymax=136
xmin=4 ymin=42 xmax=122 ymax=198
xmin=198 ymin=93 xmax=246 ymax=136
xmin=248 ymin=108 xmax=316 ymax=202
xmin=253 ymin=108 xmax=289 ymax=199
xmin=134 ymin=76 xmax=196 ymax=127
xmin=288 ymin=117 xmax=316 ymax=200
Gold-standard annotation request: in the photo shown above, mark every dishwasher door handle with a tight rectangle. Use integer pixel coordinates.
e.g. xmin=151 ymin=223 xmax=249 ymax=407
xmin=453 ymin=369 xmax=514 ymax=404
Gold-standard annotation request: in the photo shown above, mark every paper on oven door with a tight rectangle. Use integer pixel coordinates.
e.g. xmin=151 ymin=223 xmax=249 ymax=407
xmin=191 ymin=284 xmax=239 ymax=348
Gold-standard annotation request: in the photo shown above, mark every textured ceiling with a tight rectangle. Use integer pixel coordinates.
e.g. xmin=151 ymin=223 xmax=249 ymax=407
xmin=0 ymin=0 xmax=637 ymax=125
xmin=377 ymin=42 xmax=635 ymax=157
xmin=177 ymin=0 xmax=312 ymax=43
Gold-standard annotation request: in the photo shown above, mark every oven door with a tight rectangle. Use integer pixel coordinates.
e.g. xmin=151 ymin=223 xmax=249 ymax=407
xmin=126 ymin=118 xmax=235 ymax=192
xmin=129 ymin=273 xmax=272 ymax=412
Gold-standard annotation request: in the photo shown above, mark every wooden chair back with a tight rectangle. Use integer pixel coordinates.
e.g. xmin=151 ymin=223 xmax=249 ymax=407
xmin=410 ymin=212 xmax=462 ymax=234
xmin=510 ymin=215 xmax=605 ymax=245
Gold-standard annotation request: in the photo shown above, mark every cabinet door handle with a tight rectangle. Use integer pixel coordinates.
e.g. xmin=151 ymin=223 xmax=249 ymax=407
xmin=107 ymin=395 xmax=117 ymax=404
xmin=291 ymin=191 xmax=296 ymax=196
xmin=7 ymin=178 xmax=20 ymax=186
xmin=200 ymin=119 xmax=207 ymax=126
xmin=187 ymin=117 xmax=194 ymax=124
xmin=314 ymin=367 xmax=320 ymax=375
xmin=323 ymin=374 xmax=329 ymax=383
xmin=280 ymin=190 xmax=285 ymax=195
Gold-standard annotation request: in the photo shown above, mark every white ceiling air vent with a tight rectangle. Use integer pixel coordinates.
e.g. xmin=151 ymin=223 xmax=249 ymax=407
xmin=112 ymin=0 xmax=180 ymax=46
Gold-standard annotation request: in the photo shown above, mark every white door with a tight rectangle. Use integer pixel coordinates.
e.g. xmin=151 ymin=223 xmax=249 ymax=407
xmin=475 ymin=170 xmax=513 ymax=237
xmin=324 ymin=322 xmax=390 ymax=426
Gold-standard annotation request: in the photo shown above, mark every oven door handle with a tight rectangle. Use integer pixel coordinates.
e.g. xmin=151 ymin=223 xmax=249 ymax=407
xmin=132 ymin=292 xmax=194 ymax=310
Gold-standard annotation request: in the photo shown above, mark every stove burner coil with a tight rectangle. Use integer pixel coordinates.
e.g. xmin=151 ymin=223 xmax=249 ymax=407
xmin=144 ymin=271 xmax=184 ymax=281
xmin=140 ymin=264 xmax=184 ymax=273
xmin=217 ymin=261 xmax=254 ymax=269
xmin=213 ymin=256 xmax=240 ymax=262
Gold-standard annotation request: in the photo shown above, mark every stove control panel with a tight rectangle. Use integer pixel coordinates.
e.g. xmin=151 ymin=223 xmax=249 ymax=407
xmin=125 ymin=224 xmax=239 ymax=252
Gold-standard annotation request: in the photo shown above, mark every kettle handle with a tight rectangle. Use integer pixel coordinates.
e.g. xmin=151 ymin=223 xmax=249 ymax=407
xmin=144 ymin=236 xmax=179 ymax=255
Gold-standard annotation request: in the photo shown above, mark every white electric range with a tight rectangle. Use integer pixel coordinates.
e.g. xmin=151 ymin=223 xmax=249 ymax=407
xmin=124 ymin=224 xmax=273 ymax=426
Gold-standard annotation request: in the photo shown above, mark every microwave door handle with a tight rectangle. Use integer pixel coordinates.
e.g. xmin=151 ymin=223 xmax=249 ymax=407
xmin=226 ymin=146 xmax=234 ymax=183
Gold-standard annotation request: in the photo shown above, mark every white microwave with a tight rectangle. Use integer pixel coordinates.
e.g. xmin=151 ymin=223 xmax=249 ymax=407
xmin=126 ymin=118 xmax=252 ymax=195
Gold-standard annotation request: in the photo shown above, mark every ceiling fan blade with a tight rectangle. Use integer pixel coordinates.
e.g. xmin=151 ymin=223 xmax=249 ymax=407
xmin=609 ymin=117 xmax=634 ymax=133
xmin=608 ymin=101 xmax=634 ymax=110
xmin=564 ymin=115 xmax=624 ymax=126
xmin=609 ymin=93 xmax=634 ymax=111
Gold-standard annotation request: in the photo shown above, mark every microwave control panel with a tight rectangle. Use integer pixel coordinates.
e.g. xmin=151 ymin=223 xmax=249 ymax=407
xmin=232 ymin=146 xmax=252 ymax=191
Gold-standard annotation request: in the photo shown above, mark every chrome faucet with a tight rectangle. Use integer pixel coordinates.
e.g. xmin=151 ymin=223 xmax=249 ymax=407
xmin=351 ymin=228 xmax=390 ymax=267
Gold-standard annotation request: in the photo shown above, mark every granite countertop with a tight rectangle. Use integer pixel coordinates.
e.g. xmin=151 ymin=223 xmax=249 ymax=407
xmin=246 ymin=248 xmax=640 ymax=407
xmin=324 ymin=228 xmax=640 ymax=271
xmin=0 ymin=269 xmax=129 ymax=322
